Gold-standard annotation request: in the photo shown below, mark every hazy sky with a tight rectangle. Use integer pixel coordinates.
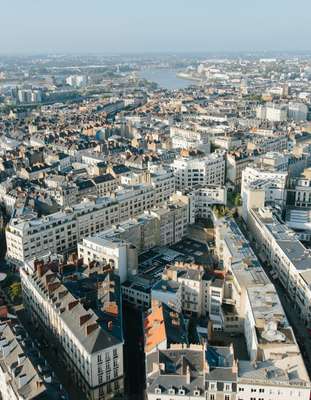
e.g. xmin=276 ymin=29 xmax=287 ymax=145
xmin=1 ymin=0 xmax=311 ymax=54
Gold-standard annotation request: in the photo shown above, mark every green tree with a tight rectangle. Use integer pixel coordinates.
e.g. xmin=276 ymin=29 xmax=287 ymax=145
xmin=234 ymin=194 xmax=242 ymax=207
xmin=9 ymin=282 xmax=22 ymax=302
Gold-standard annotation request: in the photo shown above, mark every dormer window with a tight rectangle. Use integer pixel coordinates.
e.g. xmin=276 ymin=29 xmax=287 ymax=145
xmin=155 ymin=388 xmax=161 ymax=394
xmin=194 ymin=389 xmax=200 ymax=396
xmin=168 ymin=388 xmax=175 ymax=395
xmin=179 ymin=388 xmax=185 ymax=395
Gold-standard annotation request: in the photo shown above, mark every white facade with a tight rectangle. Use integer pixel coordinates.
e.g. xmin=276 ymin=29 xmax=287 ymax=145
xmin=192 ymin=186 xmax=227 ymax=218
xmin=241 ymin=166 xmax=287 ymax=222
xmin=78 ymin=202 xmax=189 ymax=283
xmin=172 ymin=153 xmax=226 ymax=191
xmin=257 ymin=103 xmax=288 ymax=122
xmin=6 ymin=178 xmax=175 ymax=265
xmin=170 ymin=126 xmax=210 ymax=153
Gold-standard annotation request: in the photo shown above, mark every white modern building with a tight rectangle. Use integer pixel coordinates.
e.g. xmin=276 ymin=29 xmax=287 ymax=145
xmin=78 ymin=201 xmax=189 ymax=283
xmin=256 ymin=103 xmax=288 ymax=122
xmin=241 ymin=165 xmax=287 ymax=222
xmin=172 ymin=153 xmax=226 ymax=191
xmin=6 ymin=177 xmax=176 ymax=265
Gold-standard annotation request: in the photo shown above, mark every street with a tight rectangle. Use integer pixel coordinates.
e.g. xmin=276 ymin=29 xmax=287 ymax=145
xmin=123 ymin=304 xmax=145 ymax=400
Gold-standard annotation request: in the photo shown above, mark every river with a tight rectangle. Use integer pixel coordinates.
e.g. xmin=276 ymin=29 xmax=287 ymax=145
xmin=139 ymin=68 xmax=196 ymax=90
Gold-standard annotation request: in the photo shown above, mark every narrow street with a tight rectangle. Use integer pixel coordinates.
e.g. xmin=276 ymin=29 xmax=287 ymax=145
xmin=123 ymin=304 xmax=145 ymax=400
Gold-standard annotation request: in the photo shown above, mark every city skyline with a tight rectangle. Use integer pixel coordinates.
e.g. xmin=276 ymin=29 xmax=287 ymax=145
xmin=1 ymin=0 xmax=311 ymax=54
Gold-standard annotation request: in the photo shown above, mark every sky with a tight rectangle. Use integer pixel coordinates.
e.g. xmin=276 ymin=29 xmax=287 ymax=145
xmin=1 ymin=0 xmax=311 ymax=54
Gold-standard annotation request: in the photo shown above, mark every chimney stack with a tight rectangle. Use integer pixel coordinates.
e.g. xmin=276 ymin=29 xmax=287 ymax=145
xmin=80 ymin=314 xmax=92 ymax=326
xmin=68 ymin=300 xmax=79 ymax=311
xmin=86 ymin=322 xmax=98 ymax=336
xmin=48 ymin=282 xmax=61 ymax=294
xmin=186 ymin=365 xmax=190 ymax=384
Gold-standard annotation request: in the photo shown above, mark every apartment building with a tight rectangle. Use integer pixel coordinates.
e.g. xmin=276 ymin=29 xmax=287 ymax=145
xmin=78 ymin=201 xmax=189 ymax=283
xmin=247 ymin=207 xmax=311 ymax=326
xmin=172 ymin=153 xmax=226 ymax=191
xmin=247 ymin=134 xmax=288 ymax=154
xmin=151 ymin=262 xmax=223 ymax=321
xmin=0 ymin=322 xmax=68 ymax=400
xmin=113 ymin=184 xmax=156 ymax=220
xmin=149 ymin=168 xmax=175 ymax=205
xmin=215 ymin=217 xmax=304 ymax=363
xmin=256 ymin=103 xmax=288 ymax=122
xmin=6 ymin=176 xmax=175 ymax=265
xmin=144 ymin=300 xmax=188 ymax=356
xmin=50 ymin=183 xmax=79 ymax=207
xmin=241 ymin=166 xmax=287 ymax=222
xmin=20 ymin=258 xmax=124 ymax=399
xmin=170 ymin=186 xmax=227 ymax=223
xmin=237 ymin=355 xmax=311 ymax=400
xmin=285 ymin=169 xmax=311 ymax=238
xmin=149 ymin=202 xmax=188 ymax=246
xmin=146 ymin=344 xmax=238 ymax=400
xmin=93 ymin=174 xmax=118 ymax=196
xmin=191 ymin=186 xmax=227 ymax=219
xmin=6 ymin=198 xmax=119 ymax=265
xmin=146 ymin=342 xmax=310 ymax=400
xmin=226 ymin=152 xmax=252 ymax=188
xmin=170 ymin=126 xmax=210 ymax=153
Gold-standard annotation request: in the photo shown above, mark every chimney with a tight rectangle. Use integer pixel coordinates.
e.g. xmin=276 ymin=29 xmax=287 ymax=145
xmin=44 ymin=273 xmax=55 ymax=286
xmin=80 ymin=314 xmax=92 ymax=326
xmin=186 ymin=366 xmax=190 ymax=384
xmin=35 ymin=261 xmax=45 ymax=278
xmin=58 ymin=290 xmax=68 ymax=300
xmin=48 ymin=282 xmax=61 ymax=294
xmin=36 ymin=380 xmax=44 ymax=389
xmin=232 ymin=359 xmax=238 ymax=374
xmin=17 ymin=353 xmax=26 ymax=365
xmin=68 ymin=300 xmax=79 ymax=311
xmin=86 ymin=322 xmax=98 ymax=336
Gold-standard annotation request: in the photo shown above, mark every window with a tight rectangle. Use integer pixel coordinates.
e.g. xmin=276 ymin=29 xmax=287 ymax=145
xmin=225 ymin=395 xmax=230 ymax=400
xmin=225 ymin=383 xmax=231 ymax=392
xmin=210 ymin=395 xmax=215 ymax=400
